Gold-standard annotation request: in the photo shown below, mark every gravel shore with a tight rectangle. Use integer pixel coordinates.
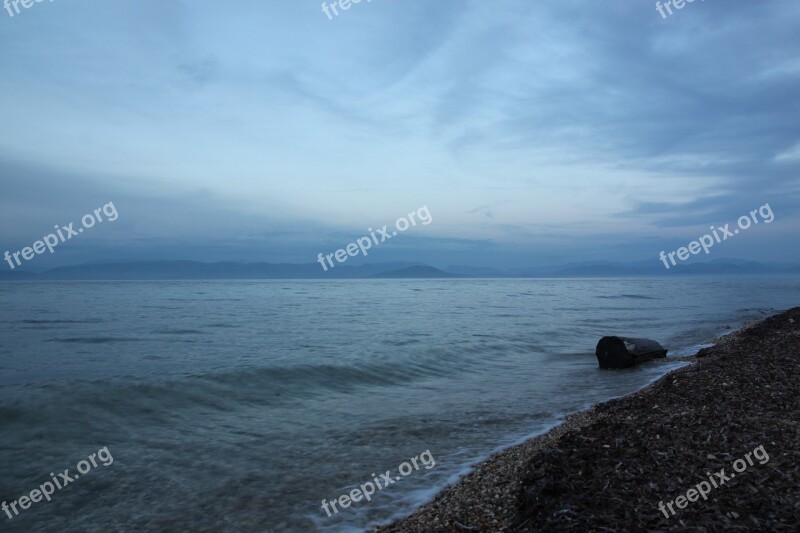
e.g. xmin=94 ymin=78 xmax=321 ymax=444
xmin=377 ymin=307 xmax=800 ymax=532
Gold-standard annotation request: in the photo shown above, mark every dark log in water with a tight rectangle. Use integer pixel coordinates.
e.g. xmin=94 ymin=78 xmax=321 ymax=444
xmin=595 ymin=336 xmax=668 ymax=369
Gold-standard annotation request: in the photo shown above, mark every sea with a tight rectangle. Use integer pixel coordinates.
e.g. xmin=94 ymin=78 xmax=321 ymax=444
xmin=1 ymin=278 xmax=798 ymax=532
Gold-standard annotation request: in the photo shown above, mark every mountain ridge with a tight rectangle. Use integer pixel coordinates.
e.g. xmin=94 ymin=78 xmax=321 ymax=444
xmin=2 ymin=258 xmax=799 ymax=281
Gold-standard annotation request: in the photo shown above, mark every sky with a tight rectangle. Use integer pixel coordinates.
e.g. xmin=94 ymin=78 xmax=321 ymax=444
xmin=1 ymin=0 xmax=798 ymax=270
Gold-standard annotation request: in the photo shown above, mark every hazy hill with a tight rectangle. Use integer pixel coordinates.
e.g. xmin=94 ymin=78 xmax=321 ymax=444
xmin=1 ymin=259 xmax=798 ymax=281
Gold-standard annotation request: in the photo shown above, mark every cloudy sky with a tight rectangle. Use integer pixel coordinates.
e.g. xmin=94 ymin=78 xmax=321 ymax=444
xmin=1 ymin=0 xmax=798 ymax=270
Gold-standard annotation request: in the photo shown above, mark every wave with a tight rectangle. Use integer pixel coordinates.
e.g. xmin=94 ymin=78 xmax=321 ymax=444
xmin=15 ymin=319 xmax=98 ymax=324
xmin=596 ymin=294 xmax=660 ymax=300
xmin=47 ymin=337 xmax=140 ymax=344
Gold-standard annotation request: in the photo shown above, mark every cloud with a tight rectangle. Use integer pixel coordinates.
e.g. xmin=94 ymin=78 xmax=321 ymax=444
xmin=1 ymin=0 xmax=799 ymax=267
xmin=774 ymin=142 xmax=800 ymax=163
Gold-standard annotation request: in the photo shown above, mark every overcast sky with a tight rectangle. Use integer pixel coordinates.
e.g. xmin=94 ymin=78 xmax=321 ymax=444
xmin=1 ymin=0 xmax=798 ymax=270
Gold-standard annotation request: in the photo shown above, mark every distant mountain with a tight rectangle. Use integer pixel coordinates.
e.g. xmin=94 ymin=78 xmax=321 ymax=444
xmin=0 ymin=270 xmax=40 ymax=281
xmin=445 ymin=265 xmax=512 ymax=277
xmin=522 ymin=259 xmax=800 ymax=277
xmin=27 ymin=261 xmax=427 ymax=281
xmin=1 ymin=259 xmax=798 ymax=281
xmin=372 ymin=265 xmax=458 ymax=279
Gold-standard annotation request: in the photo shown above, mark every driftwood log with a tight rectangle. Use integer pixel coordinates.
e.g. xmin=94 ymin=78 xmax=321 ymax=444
xmin=595 ymin=336 xmax=668 ymax=369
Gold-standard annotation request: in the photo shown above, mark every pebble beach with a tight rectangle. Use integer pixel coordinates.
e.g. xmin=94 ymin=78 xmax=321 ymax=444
xmin=378 ymin=307 xmax=800 ymax=532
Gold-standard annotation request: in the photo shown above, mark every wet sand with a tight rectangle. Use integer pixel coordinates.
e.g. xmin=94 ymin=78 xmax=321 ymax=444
xmin=378 ymin=307 xmax=800 ymax=532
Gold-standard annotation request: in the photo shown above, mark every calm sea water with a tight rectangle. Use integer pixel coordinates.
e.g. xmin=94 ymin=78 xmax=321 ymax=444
xmin=1 ymin=278 xmax=798 ymax=532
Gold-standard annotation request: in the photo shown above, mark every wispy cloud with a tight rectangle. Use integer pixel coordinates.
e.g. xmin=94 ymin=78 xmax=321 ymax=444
xmin=1 ymin=0 xmax=798 ymax=267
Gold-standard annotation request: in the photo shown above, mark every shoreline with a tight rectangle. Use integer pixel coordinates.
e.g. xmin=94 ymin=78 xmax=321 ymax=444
xmin=377 ymin=307 xmax=800 ymax=531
